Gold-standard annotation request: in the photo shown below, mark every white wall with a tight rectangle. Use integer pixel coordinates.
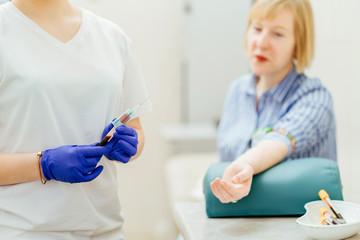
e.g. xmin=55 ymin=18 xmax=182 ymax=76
xmin=308 ymin=0 xmax=360 ymax=198
xmin=72 ymin=0 xmax=182 ymax=239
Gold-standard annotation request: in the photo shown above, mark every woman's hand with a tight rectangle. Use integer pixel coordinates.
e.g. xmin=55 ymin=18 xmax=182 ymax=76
xmin=210 ymin=161 xmax=254 ymax=203
xmin=102 ymin=123 xmax=139 ymax=163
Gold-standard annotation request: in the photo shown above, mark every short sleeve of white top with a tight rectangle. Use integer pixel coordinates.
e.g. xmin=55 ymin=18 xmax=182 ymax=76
xmin=0 ymin=3 xmax=152 ymax=239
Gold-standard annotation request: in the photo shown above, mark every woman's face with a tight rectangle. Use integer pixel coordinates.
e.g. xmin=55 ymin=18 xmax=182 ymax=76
xmin=246 ymin=9 xmax=296 ymax=77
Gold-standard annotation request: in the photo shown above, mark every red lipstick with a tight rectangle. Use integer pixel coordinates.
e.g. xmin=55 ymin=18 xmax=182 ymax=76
xmin=255 ymin=55 xmax=268 ymax=62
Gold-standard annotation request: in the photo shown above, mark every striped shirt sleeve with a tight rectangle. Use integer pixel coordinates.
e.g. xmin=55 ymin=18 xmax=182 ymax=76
xmin=261 ymin=81 xmax=335 ymax=158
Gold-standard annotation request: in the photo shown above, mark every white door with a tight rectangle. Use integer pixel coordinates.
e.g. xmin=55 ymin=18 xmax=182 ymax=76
xmin=181 ymin=0 xmax=252 ymax=123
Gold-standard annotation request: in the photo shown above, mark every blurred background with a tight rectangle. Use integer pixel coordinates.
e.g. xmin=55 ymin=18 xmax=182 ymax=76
xmin=64 ymin=0 xmax=360 ymax=239
xmin=2 ymin=0 xmax=359 ymax=239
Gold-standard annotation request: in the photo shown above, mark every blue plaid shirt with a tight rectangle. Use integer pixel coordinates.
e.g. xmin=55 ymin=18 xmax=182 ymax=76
xmin=217 ymin=67 xmax=337 ymax=162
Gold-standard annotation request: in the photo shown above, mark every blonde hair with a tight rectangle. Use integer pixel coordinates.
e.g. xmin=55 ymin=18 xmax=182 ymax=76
xmin=246 ymin=0 xmax=315 ymax=73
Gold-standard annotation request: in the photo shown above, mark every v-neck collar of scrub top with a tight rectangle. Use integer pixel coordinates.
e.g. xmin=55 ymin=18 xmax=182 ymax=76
xmin=245 ymin=66 xmax=300 ymax=103
xmin=6 ymin=2 xmax=88 ymax=51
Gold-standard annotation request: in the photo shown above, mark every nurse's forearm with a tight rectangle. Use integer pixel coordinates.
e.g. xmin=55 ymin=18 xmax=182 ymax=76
xmin=131 ymin=126 xmax=144 ymax=161
xmin=126 ymin=117 xmax=145 ymax=161
xmin=233 ymin=141 xmax=288 ymax=175
xmin=0 ymin=153 xmax=40 ymax=185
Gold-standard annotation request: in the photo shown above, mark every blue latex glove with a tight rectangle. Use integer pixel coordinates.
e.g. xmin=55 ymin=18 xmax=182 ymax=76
xmin=101 ymin=123 xmax=138 ymax=163
xmin=41 ymin=144 xmax=109 ymax=183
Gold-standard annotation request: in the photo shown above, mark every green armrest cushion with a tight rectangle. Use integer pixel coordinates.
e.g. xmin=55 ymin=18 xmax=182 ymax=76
xmin=203 ymin=158 xmax=343 ymax=217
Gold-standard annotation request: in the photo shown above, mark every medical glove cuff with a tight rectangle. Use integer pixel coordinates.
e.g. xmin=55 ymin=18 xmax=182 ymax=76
xmin=41 ymin=150 xmax=54 ymax=181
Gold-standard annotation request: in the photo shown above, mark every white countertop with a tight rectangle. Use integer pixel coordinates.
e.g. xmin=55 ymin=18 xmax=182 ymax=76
xmin=173 ymin=202 xmax=360 ymax=240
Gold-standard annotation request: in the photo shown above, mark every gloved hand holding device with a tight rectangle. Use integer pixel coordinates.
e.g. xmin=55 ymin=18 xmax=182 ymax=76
xmin=101 ymin=123 xmax=138 ymax=163
xmin=41 ymin=144 xmax=109 ymax=184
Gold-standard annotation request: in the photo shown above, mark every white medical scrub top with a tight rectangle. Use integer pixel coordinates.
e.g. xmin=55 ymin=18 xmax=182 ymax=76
xmin=0 ymin=2 xmax=152 ymax=239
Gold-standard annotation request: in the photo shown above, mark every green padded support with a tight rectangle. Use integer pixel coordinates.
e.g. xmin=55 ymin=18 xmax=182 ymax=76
xmin=203 ymin=158 xmax=343 ymax=217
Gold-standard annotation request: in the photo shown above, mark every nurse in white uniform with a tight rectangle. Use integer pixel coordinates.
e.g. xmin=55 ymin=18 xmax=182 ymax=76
xmin=0 ymin=0 xmax=152 ymax=239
